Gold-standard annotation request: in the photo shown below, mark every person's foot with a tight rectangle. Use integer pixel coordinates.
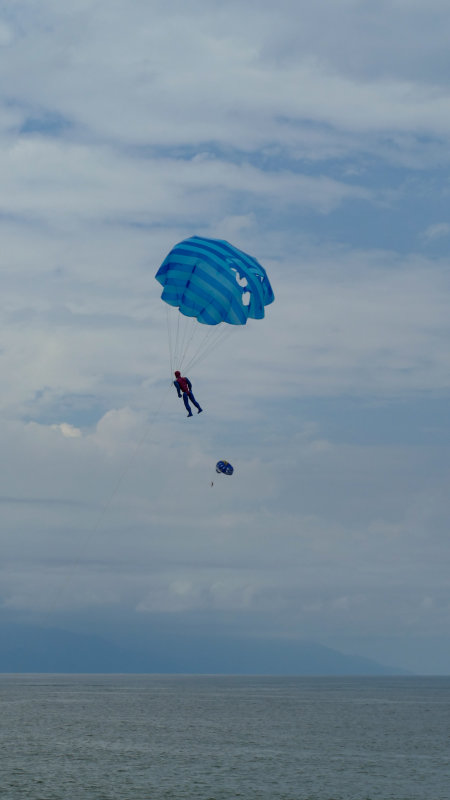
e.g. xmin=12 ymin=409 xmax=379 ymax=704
xmin=197 ymin=408 xmax=203 ymax=414
xmin=187 ymin=412 xmax=193 ymax=417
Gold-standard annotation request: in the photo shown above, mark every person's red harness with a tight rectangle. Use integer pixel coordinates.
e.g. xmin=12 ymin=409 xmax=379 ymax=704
xmin=177 ymin=376 xmax=190 ymax=393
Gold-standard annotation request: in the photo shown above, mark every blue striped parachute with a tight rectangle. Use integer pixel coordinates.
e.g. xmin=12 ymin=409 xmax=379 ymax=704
xmin=216 ymin=460 xmax=234 ymax=476
xmin=156 ymin=236 xmax=274 ymax=326
xmin=155 ymin=236 xmax=274 ymax=371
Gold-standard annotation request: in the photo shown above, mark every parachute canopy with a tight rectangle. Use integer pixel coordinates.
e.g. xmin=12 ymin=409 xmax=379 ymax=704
xmin=155 ymin=236 xmax=274 ymax=326
xmin=216 ymin=460 xmax=234 ymax=475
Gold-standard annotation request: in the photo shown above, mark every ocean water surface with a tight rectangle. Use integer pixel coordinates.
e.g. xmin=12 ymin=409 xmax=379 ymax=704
xmin=0 ymin=675 xmax=449 ymax=800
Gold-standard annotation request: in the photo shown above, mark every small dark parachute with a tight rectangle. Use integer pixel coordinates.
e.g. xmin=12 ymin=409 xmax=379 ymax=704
xmin=216 ymin=460 xmax=234 ymax=476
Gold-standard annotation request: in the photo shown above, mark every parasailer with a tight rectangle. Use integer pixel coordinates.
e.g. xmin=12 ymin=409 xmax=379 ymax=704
xmin=174 ymin=371 xmax=203 ymax=417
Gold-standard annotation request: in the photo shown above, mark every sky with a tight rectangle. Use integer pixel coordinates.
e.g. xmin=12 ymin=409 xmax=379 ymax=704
xmin=1 ymin=0 xmax=450 ymax=674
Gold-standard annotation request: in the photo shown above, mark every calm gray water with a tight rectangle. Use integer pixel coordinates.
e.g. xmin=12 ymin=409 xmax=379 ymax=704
xmin=0 ymin=675 xmax=449 ymax=800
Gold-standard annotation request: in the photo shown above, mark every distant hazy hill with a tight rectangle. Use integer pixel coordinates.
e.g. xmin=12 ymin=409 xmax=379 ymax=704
xmin=0 ymin=622 xmax=408 ymax=674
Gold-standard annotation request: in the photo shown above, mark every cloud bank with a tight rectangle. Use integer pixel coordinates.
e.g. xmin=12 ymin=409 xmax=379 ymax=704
xmin=1 ymin=0 xmax=450 ymax=673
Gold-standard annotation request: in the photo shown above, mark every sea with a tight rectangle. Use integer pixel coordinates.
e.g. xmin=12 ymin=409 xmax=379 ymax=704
xmin=0 ymin=675 xmax=449 ymax=800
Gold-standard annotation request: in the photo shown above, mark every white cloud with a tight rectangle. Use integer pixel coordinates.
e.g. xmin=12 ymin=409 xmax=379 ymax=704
xmin=3 ymin=0 xmax=450 ymax=161
xmin=51 ymin=422 xmax=82 ymax=438
xmin=1 ymin=0 xmax=450 ymax=670
xmin=0 ymin=20 xmax=13 ymax=47
xmin=423 ymin=222 xmax=450 ymax=240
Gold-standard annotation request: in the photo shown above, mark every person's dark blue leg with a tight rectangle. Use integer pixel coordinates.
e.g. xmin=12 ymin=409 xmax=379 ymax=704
xmin=188 ymin=391 xmax=202 ymax=413
xmin=183 ymin=393 xmax=193 ymax=416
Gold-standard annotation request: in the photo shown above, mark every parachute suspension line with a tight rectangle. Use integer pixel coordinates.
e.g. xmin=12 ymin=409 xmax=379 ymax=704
xmin=166 ymin=305 xmax=174 ymax=377
xmin=172 ymin=264 xmax=197 ymax=372
xmin=167 ymin=306 xmax=193 ymax=377
xmin=166 ymin=308 xmax=216 ymax=373
xmin=165 ymin=307 xmax=193 ymax=373
xmin=166 ymin=305 xmax=238 ymax=374
xmin=177 ymin=315 xmax=195 ymax=369
xmin=176 ymin=318 xmax=218 ymax=372
xmin=173 ymin=307 xmax=182 ymax=369
xmin=186 ymin=329 xmax=234 ymax=372
xmin=183 ymin=323 xmax=237 ymax=373
xmin=171 ymin=312 xmax=187 ymax=371
xmin=177 ymin=317 xmax=202 ymax=371
xmin=166 ymin=307 xmax=238 ymax=375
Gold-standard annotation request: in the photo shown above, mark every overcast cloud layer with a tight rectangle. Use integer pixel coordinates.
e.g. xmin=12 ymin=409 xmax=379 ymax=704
xmin=1 ymin=0 xmax=450 ymax=673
